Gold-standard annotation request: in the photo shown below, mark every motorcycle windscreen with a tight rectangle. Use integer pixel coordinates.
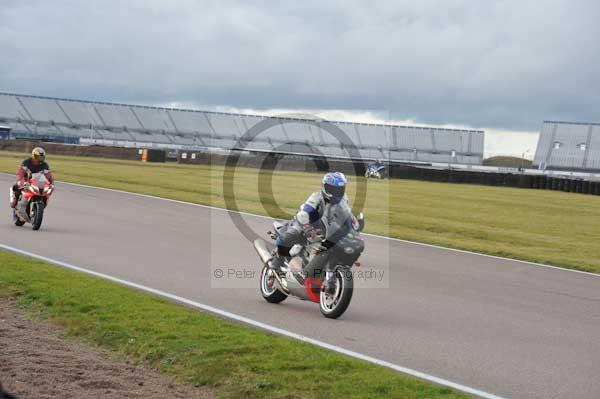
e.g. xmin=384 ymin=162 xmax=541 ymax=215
xmin=31 ymin=172 xmax=49 ymax=188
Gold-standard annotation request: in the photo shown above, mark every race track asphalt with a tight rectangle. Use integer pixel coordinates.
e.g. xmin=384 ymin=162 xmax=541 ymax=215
xmin=1 ymin=174 xmax=598 ymax=399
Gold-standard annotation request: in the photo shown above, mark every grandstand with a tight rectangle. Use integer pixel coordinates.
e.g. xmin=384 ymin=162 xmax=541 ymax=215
xmin=534 ymin=121 xmax=600 ymax=171
xmin=0 ymin=92 xmax=484 ymax=164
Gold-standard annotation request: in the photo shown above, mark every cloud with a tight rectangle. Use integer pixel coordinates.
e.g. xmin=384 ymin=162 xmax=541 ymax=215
xmin=0 ymin=1 xmax=598 ymax=136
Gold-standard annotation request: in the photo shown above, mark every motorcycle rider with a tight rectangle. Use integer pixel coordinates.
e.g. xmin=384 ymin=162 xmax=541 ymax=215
xmin=9 ymin=147 xmax=54 ymax=210
xmin=270 ymin=171 xmax=354 ymax=293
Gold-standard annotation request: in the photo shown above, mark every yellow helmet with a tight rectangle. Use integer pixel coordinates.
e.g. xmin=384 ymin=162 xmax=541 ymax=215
xmin=32 ymin=147 xmax=46 ymax=162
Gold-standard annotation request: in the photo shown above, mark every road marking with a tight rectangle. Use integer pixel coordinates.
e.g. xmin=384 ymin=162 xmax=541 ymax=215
xmin=0 ymin=243 xmax=508 ymax=399
xmin=44 ymin=177 xmax=599 ymax=278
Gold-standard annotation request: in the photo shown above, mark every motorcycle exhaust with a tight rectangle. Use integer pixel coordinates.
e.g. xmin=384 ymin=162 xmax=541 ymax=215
xmin=253 ymin=239 xmax=273 ymax=265
xmin=254 ymin=239 xmax=291 ymax=295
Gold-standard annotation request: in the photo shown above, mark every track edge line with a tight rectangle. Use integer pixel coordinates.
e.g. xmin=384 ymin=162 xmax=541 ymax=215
xmin=0 ymin=242 xmax=508 ymax=399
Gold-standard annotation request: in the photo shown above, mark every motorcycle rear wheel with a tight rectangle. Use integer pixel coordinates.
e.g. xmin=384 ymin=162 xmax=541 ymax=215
xmin=260 ymin=265 xmax=288 ymax=303
xmin=319 ymin=268 xmax=354 ymax=319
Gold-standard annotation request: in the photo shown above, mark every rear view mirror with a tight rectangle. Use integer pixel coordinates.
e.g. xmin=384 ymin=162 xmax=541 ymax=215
xmin=357 ymin=213 xmax=365 ymax=232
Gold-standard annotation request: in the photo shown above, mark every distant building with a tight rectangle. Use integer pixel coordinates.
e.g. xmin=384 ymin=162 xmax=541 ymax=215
xmin=0 ymin=124 xmax=11 ymax=139
xmin=534 ymin=121 xmax=600 ymax=171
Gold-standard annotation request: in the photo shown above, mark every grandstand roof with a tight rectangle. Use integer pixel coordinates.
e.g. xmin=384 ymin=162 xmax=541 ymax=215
xmin=0 ymin=92 xmax=485 ymax=165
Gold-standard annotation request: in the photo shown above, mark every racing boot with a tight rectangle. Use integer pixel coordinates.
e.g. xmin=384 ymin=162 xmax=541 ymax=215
xmin=266 ymin=255 xmax=286 ymax=288
xmin=269 ymin=254 xmax=285 ymax=273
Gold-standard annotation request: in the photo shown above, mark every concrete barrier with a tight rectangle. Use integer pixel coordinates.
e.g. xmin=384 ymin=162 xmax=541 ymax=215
xmin=0 ymin=139 xmax=141 ymax=160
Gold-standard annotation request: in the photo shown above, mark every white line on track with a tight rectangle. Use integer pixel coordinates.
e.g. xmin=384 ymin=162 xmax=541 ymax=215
xmin=0 ymin=242 xmax=508 ymax=399
xmin=52 ymin=177 xmax=599 ymax=278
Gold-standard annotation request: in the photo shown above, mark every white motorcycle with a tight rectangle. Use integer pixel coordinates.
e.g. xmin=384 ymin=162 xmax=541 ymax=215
xmin=365 ymin=164 xmax=386 ymax=179
xmin=253 ymin=214 xmax=365 ymax=319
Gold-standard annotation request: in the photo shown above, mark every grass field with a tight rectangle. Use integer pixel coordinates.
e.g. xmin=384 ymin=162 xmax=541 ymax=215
xmin=483 ymin=156 xmax=532 ymax=168
xmin=0 ymin=250 xmax=470 ymax=399
xmin=1 ymin=150 xmax=599 ymax=273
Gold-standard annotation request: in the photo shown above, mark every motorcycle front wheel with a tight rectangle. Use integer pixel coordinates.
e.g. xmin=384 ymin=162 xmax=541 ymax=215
xmin=260 ymin=265 xmax=288 ymax=304
xmin=31 ymin=201 xmax=44 ymax=231
xmin=320 ymin=267 xmax=354 ymax=319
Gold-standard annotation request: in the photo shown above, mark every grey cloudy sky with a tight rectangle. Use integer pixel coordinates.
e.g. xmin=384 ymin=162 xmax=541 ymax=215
xmin=1 ymin=0 xmax=598 ymax=154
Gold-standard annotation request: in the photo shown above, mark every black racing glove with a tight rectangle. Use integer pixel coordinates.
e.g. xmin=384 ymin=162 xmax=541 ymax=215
xmin=316 ymin=240 xmax=335 ymax=253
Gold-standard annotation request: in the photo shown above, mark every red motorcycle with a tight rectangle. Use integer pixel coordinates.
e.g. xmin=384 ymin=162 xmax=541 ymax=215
xmin=13 ymin=172 xmax=54 ymax=230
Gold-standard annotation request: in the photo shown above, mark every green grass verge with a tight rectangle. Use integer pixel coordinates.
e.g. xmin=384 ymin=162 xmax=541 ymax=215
xmin=0 ymin=250 xmax=470 ymax=399
xmin=1 ymin=150 xmax=599 ymax=273
xmin=483 ymin=156 xmax=532 ymax=168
